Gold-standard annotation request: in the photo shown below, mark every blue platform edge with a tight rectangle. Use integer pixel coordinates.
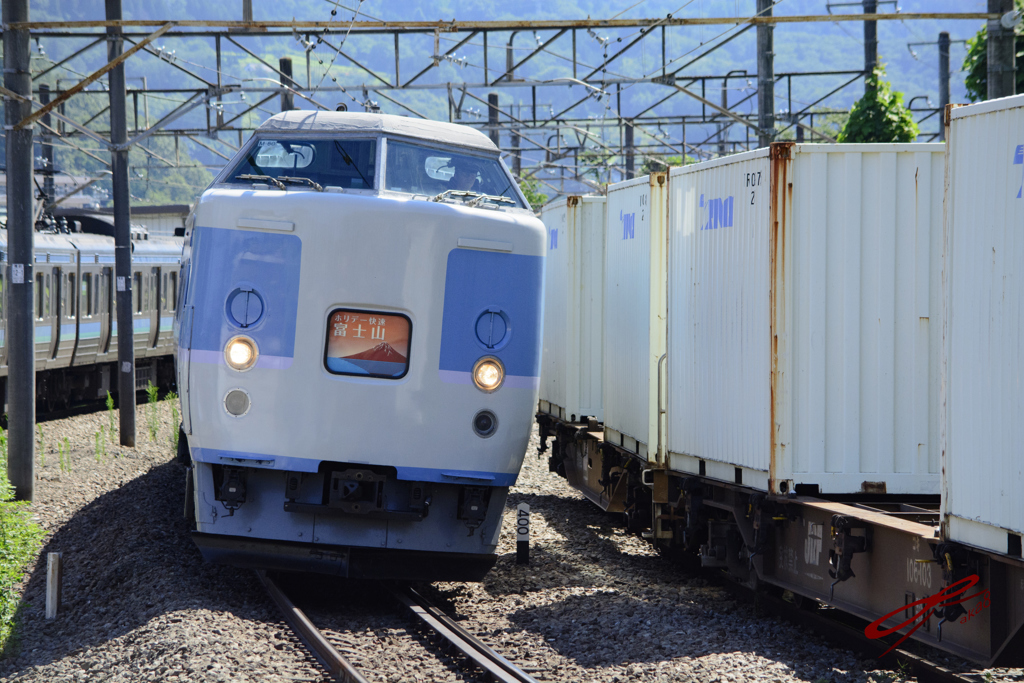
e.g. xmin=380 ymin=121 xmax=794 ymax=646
xmin=191 ymin=447 xmax=517 ymax=486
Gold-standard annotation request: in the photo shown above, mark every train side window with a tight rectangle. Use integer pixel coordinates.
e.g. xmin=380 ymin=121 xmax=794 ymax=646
xmin=169 ymin=272 xmax=177 ymax=311
xmin=44 ymin=274 xmax=51 ymax=318
xmin=133 ymin=272 xmax=142 ymax=313
xmin=67 ymin=273 xmax=76 ymax=319
xmin=105 ymin=269 xmax=113 ymax=316
xmin=82 ymin=273 xmax=92 ymax=317
xmin=0 ymin=273 xmax=5 ymax=321
xmin=35 ymin=274 xmax=43 ymax=320
xmin=151 ymin=271 xmax=158 ymax=311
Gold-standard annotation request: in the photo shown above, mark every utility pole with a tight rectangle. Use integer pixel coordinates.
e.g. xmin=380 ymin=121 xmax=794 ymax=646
xmin=757 ymin=0 xmax=776 ymax=148
xmin=939 ymin=31 xmax=950 ymax=141
xmin=242 ymin=0 xmax=253 ymax=23
xmin=279 ymin=57 xmax=295 ymax=111
xmin=141 ymin=76 xmax=150 ymax=128
xmin=107 ymin=0 xmax=136 ymax=447
xmin=487 ymin=93 xmax=500 ymax=148
xmin=988 ymin=0 xmax=1017 ymax=100
xmin=40 ymin=84 xmax=55 ymax=204
xmin=625 ymin=119 xmax=635 ymax=180
xmin=4 ymin=0 xmax=36 ymax=500
xmin=719 ymin=81 xmax=727 ymax=156
xmin=511 ymin=123 xmax=521 ymax=178
xmin=864 ymin=0 xmax=878 ymax=91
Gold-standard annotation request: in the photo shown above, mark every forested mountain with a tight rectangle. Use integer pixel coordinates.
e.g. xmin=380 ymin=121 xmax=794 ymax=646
xmin=6 ymin=1 xmax=994 ymax=202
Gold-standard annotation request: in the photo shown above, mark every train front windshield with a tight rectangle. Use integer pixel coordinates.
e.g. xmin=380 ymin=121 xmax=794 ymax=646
xmin=384 ymin=141 xmax=525 ymax=208
xmin=225 ymin=137 xmax=377 ymax=190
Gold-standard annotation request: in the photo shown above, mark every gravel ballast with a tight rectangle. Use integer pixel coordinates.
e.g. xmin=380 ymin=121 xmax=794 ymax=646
xmin=0 ymin=402 xmax=323 ymax=683
xmin=1 ymin=404 xmax=1020 ymax=682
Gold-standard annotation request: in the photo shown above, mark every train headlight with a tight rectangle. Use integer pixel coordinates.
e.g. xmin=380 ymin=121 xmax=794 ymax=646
xmin=472 ymin=356 xmax=504 ymax=392
xmin=225 ymin=335 xmax=258 ymax=371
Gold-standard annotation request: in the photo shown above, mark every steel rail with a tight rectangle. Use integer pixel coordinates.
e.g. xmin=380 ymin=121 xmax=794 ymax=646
xmin=257 ymin=571 xmax=370 ymax=683
xmin=389 ymin=584 xmax=540 ymax=683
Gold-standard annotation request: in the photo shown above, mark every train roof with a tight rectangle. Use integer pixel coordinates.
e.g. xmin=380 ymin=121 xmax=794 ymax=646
xmin=256 ymin=111 xmax=498 ymax=153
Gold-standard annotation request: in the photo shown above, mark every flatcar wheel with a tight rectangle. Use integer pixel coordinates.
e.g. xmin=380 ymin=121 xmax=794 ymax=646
xmin=791 ymin=592 xmax=819 ymax=611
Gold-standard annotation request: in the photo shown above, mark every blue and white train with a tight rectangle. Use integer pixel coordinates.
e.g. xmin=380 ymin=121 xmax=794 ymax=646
xmin=177 ymin=111 xmax=545 ymax=580
xmin=0 ymin=224 xmax=181 ymax=412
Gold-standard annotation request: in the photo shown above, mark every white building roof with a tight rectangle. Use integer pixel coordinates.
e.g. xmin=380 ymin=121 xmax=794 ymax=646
xmin=257 ymin=111 xmax=498 ymax=152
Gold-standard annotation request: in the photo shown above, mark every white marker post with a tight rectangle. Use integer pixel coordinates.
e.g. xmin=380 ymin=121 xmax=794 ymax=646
xmin=45 ymin=552 xmax=62 ymax=619
xmin=516 ymin=502 xmax=530 ymax=565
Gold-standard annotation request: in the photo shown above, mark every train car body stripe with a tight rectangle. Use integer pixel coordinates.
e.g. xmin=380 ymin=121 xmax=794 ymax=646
xmin=79 ymin=321 xmax=101 ymax=338
xmin=191 ymin=447 xmax=516 ymax=485
xmin=190 ymin=348 xmax=293 ymax=369
xmin=438 ymin=369 xmax=539 ymax=390
xmin=438 ymin=249 xmax=542 ymax=382
xmin=189 ymin=226 xmax=302 ymax=361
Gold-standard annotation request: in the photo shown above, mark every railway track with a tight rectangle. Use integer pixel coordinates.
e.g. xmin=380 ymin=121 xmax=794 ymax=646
xmin=258 ymin=571 xmax=540 ymax=683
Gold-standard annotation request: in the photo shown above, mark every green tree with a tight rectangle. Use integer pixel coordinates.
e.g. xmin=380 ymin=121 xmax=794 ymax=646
xmin=837 ymin=67 xmax=919 ymax=143
xmin=640 ymin=155 xmax=696 ymax=175
xmin=963 ymin=1 xmax=1024 ymax=103
xmin=517 ymin=177 xmax=548 ymax=212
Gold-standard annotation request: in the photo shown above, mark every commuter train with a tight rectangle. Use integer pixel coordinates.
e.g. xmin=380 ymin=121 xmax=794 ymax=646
xmin=178 ymin=111 xmax=545 ymax=581
xmin=0 ymin=224 xmax=181 ymax=412
xmin=537 ymin=135 xmax=1024 ymax=667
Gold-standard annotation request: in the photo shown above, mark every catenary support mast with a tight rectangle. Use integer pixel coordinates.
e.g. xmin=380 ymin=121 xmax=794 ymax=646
xmin=107 ymin=0 xmax=137 ymax=446
xmin=757 ymin=0 xmax=775 ymax=148
xmin=3 ymin=0 xmax=36 ymax=500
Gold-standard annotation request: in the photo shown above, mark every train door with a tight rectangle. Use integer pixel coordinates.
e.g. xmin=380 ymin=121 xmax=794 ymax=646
xmin=33 ymin=269 xmax=53 ymax=370
xmin=100 ymin=267 xmax=114 ymax=356
xmin=162 ymin=270 xmax=177 ymax=355
xmin=55 ymin=263 xmax=79 ymax=368
xmin=149 ymin=267 xmax=160 ymax=349
xmin=132 ymin=268 xmax=148 ymax=357
xmin=178 ymin=258 xmax=193 ymax=435
xmin=73 ymin=268 xmax=98 ymax=367
xmin=45 ymin=266 xmax=66 ymax=369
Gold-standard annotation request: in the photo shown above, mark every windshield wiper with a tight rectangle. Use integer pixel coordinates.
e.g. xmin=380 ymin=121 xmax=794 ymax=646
xmin=431 ymin=189 xmax=516 ymax=207
xmin=236 ymin=174 xmax=286 ymax=190
xmin=278 ymin=175 xmax=324 ymax=192
xmin=335 ymin=141 xmax=372 ymax=190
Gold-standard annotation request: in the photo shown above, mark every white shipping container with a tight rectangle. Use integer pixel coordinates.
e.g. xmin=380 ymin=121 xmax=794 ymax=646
xmin=538 ymin=195 xmax=606 ymax=423
xmin=667 ymin=143 xmax=944 ymax=495
xmin=942 ymin=95 xmax=1024 ymax=555
xmin=603 ymin=173 xmax=669 ymax=458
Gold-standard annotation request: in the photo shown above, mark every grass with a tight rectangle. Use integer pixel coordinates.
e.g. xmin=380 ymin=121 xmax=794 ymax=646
xmin=94 ymin=427 xmax=106 ymax=463
xmin=167 ymin=391 xmax=180 ymax=452
xmin=105 ymin=391 xmax=116 ymax=444
xmin=0 ymin=427 xmax=44 ymax=652
xmin=146 ymin=382 xmax=160 ymax=442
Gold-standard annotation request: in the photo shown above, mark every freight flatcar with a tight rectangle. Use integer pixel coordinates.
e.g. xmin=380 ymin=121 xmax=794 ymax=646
xmin=538 ymin=141 xmax=1024 ymax=667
